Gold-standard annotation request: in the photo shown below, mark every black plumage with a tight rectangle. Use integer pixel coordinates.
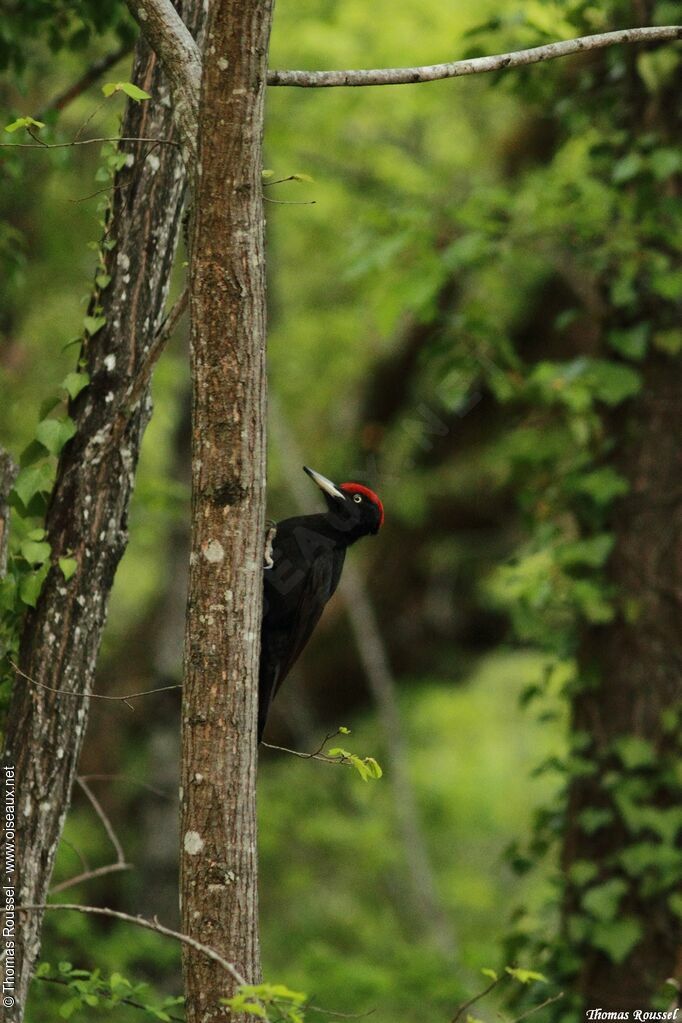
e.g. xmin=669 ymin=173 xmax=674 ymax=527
xmin=258 ymin=466 xmax=384 ymax=740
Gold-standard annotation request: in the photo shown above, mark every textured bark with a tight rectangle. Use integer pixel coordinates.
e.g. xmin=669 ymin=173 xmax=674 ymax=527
xmin=266 ymin=26 xmax=682 ymax=87
xmin=0 ymin=450 xmax=17 ymax=578
xmin=124 ymin=0 xmax=201 ymax=159
xmin=179 ymin=1 xmax=273 ymax=1019
xmin=0 ymin=11 xmax=203 ymax=1015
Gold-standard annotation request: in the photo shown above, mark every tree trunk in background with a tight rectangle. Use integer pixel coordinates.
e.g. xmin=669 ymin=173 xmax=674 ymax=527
xmin=0 ymin=8 xmax=203 ymax=1013
xmin=180 ymin=1 xmax=273 ymax=1018
xmin=560 ymin=33 xmax=682 ymax=1007
xmin=0 ymin=451 xmax=16 ymax=577
xmin=564 ymin=351 xmax=682 ymax=1007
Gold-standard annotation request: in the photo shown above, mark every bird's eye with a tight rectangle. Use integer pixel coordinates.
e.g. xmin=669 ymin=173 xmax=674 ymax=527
xmin=353 ymin=494 xmax=362 ymax=504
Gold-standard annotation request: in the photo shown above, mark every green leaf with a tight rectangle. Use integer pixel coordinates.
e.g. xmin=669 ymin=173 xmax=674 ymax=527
xmin=58 ymin=557 xmax=77 ymax=582
xmin=364 ymin=756 xmax=383 ymax=779
xmin=62 ymin=371 xmax=90 ymax=400
xmin=480 ymin=968 xmax=498 ymax=981
xmin=20 ymin=540 xmax=50 ymax=565
xmin=19 ymin=565 xmax=48 ymax=608
xmin=338 ymin=726 xmax=351 ymax=735
xmin=350 ymin=755 xmax=371 ymax=781
xmin=35 ymin=418 xmax=76 ymax=455
xmin=39 ymin=393 xmax=63 ymax=419
xmin=568 ymin=860 xmax=599 ymax=887
xmin=612 ymin=152 xmax=643 ymax=184
xmin=505 ymin=967 xmax=547 ymax=984
xmin=102 ymin=81 xmax=151 ymax=101
xmin=578 ymin=807 xmax=613 ymax=834
xmin=261 ymin=169 xmax=275 ymax=179
xmin=326 ymin=747 xmax=350 ymax=759
xmin=5 ymin=116 xmax=45 ymax=133
xmin=58 ymin=998 xmax=81 ymax=1020
xmin=557 ymin=534 xmax=614 ymax=569
xmin=19 ymin=439 xmax=49 ymax=469
xmin=573 ymin=468 xmax=629 ymax=506
xmin=13 ymin=462 xmax=54 ymax=507
xmin=95 ymin=273 xmax=112 ymax=290
xmin=83 ymin=315 xmax=106 ymax=337
xmin=612 ymin=736 xmax=656 ymax=771
xmin=591 ymin=917 xmax=642 ymax=964
xmin=588 ymin=362 xmax=641 ymax=406
xmin=582 ymin=878 xmax=627 ymax=921
xmin=608 ymin=324 xmax=649 ymax=361
xmin=290 ymin=172 xmax=314 ymax=183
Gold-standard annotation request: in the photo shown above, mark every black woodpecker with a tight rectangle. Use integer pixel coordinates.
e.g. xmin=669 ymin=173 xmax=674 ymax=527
xmin=259 ymin=465 xmax=384 ymax=740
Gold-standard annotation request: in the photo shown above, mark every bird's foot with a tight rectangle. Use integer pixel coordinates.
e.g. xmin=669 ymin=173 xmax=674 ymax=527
xmin=263 ymin=521 xmax=277 ymax=569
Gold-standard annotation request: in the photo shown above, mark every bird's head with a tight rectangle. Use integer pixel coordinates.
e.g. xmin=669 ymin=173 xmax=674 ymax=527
xmin=303 ymin=466 xmax=384 ymax=541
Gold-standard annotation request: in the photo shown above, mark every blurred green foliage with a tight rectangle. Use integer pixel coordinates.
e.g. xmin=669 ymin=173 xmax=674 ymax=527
xmin=1 ymin=0 xmax=679 ymax=1019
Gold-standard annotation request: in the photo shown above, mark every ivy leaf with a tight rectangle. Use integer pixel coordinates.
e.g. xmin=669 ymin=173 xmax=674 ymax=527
xmin=102 ymin=81 xmax=151 ymax=102
xmin=62 ymin=371 xmax=90 ymax=400
xmin=591 ymin=918 xmax=642 ymax=964
xmin=58 ymin=557 xmax=78 ymax=582
xmin=20 ymin=539 xmax=51 ymax=565
xmin=95 ymin=273 xmax=112 ymax=290
xmin=557 ymin=534 xmax=614 ymax=569
xmin=588 ymin=361 xmax=641 ymax=406
xmin=573 ymin=468 xmax=629 ymax=506
xmin=83 ymin=315 xmax=106 ymax=337
xmin=581 ymin=878 xmax=627 ymax=921
xmin=612 ymin=736 xmax=656 ymax=771
xmin=35 ymin=417 xmax=76 ymax=456
xmin=19 ymin=566 xmax=48 ymax=608
xmin=608 ymin=325 xmax=649 ymax=361
xmin=5 ymin=116 xmax=45 ymax=133
xmin=13 ymin=462 xmax=54 ymax=507
xmin=19 ymin=439 xmax=49 ymax=468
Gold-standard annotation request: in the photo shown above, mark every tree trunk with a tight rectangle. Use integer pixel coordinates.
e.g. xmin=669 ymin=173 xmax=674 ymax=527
xmin=180 ymin=1 xmax=273 ymax=1019
xmin=1 ymin=12 xmax=202 ymax=1014
xmin=563 ymin=350 xmax=682 ymax=1008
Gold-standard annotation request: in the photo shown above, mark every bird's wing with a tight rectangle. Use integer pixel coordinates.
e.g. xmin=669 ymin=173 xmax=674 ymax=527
xmin=259 ymin=547 xmax=337 ymax=736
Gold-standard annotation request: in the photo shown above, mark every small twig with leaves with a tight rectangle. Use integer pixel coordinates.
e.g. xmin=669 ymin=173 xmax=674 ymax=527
xmin=450 ymin=968 xmax=563 ymax=1023
xmin=261 ymin=728 xmax=383 ymax=781
xmin=35 ymin=969 xmax=184 ymax=1022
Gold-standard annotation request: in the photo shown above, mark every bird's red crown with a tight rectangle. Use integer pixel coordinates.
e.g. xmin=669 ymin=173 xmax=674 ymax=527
xmin=339 ymin=483 xmax=384 ymax=528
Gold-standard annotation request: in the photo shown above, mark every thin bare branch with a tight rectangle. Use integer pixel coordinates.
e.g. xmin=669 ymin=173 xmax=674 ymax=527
xmin=18 ymin=904 xmax=248 ymax=988
xmin=267 ymin=26 xmax=681 ymax=87
xmin=76 ymin=777 xmax=126 ymax=863
xmin=451 ymin=978 xmax=501 ymax=1023
xmin=50 ymin=862 xmax=132 ymax=895
xmin=79 ymin=774 xmax=174 ymax=800
xmin=508 ymin=992 xmax=565 ymax=1023
xmin=10 ymin=660 xmax=182 ymax=709
xmin=0 ymin=135 xmax=178 ymax=151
